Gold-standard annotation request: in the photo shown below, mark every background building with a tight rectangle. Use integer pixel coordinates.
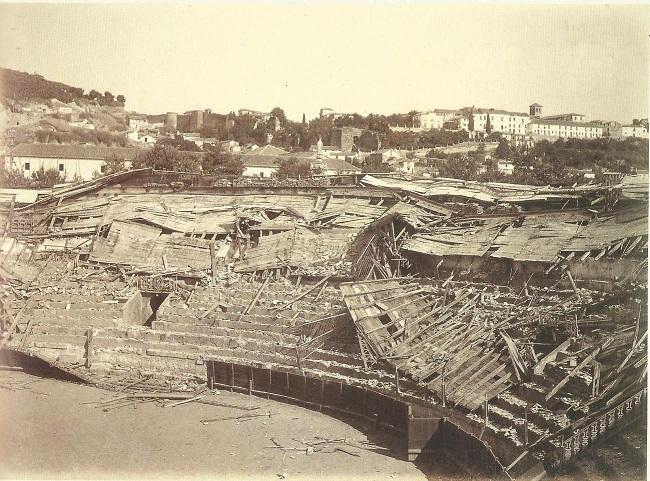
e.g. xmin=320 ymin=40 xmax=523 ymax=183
xmin=6 ymin=143 xmax=140 ymax=181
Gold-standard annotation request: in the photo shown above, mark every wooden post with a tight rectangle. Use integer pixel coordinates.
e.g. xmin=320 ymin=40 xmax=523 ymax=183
xmin=441 ymin=365 xmax=447 ymax=407
xmin=209 ymin=242 xmax=218 ymax=280
xmin=524 ymin=407 xmax=529 ymax=446
xmin=319 ymin=379 xmax=324 ymax=412
xmin=484 ymin=394 xmax=488 ymax=425
xmin=566 ymin=270 xmax=579 ymax=294
xmin=85 ymin=329 xmax=94 ymax=368
xmin=592 ymin=362 xmax=601 ymax=397
xmin=395 ymin=366 xmax=400 ymax=393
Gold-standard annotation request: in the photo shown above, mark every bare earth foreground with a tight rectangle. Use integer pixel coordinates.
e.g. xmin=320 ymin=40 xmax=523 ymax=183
xmin=0 ymin=369 xmax=462 ymax=481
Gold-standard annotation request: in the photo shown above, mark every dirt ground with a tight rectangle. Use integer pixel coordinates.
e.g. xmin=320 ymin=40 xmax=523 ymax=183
xmin=0 ymin=369 xmax=470 ymax=481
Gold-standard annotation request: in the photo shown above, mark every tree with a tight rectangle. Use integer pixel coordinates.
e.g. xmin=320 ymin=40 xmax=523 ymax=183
xmin=104 ymin=91 xmax=115 ymax=104
xmin=407 ymin=110 xmax=419 ymax=128
xmin=276 ymin=157 xmax=311 ymax=179
xmin=438 ymin=154 xmax=478 ymax=180
xmin=513 ymin=140 xmax=566 ymax=185
xmin=0 ymin=164 xmax=30 ymax=187
xmin=202 ymin=145 xmax=244 ymax=176
xmin=468 ymin=109 xmax=475 ymax=132
xmin=495 ymin=139 xmax=511 ymax=159
xmin=132 ymin=145 xmax=201 ymax=172
xmin=485 ymin=113 xmax=492 ymax=134
xmin=270 ymin=107 xmax=287 ymax=125
xmin=302 ymin=113 xmax=306 ymax=126
xmin=88 ymin=89 xmax=102 ymax=101
xmin=116 ymin=94 xmax=126 ymax=104
xmin=232 ymin=115 xmax=257 ymax=144
xmin=31 ymin=167 xmax=63 ymax=187
xmin=103 ymin=153 xmax=128 ymax=175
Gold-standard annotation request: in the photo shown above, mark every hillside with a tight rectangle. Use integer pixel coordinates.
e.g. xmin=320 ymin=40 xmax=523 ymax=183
xmin=0 ymin=67 xmax=124 ymax=106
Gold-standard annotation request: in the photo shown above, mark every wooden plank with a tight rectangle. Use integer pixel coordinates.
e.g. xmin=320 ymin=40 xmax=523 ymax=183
xmin=242 ymin=276 xmax=271 ymax=316
xmin=544 ymin=346 xmax=601 ymax=401
xmin=209 ymin=242 xmax=218 ymax=280
xmin=85 ymin=329 xmax=94 ymax=368
xmin=445 ymin=355 xmax=501 ymax=398
xmin=276 ymin=275 xmax=332 ymax=310
xmin=453 ymin=363 xmax=508 ymax=408
xmin=533 ymin=338 xmax=572 ymax=375
xmin=500 ymin=330 xmax=525 ymax=382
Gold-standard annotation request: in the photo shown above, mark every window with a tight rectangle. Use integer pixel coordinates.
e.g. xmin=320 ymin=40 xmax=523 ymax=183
xmin=24 ymin=162 xmax=30 ymax=171
xmin=100 ymin=165 xmax=106 ymax=173
xmin=58 ymin=163 xmax=64 ymax=172
xmin=259 ymin=172 xmax=265 ymax=178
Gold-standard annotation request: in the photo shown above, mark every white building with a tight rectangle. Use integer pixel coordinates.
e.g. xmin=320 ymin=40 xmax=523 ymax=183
xmin=415 ymin=111 xmax=446 ymax=130
xmin=6 ymin=143 xmax=141 ymax=181
xmin=220 ymin=140 xmax=242 ymax=153
xmin=240 ymin=144 xmax=289 ymax=177
xmin=497 ymin=160 xmax=515 ymax=175
xmin=459 ymin=109 xmax=531 ymax=136
xmin=527 ymin=120 xmax=605 ymax=140
xmin=415 ymin=109 xmax=458 ymax=130
xmin=609 ymin=124 xmax=649 ymax=140
xmin=128 ymin=115 xmax=148 ymax=131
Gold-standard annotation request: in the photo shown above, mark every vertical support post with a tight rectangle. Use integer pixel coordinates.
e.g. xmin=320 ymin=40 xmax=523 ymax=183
xmin=85 ymin=328 xmax=94 ymax=368
xmin=230 ymin=363 xmax=234 ymax=392
xmin=484 ymin=394 xmax=489 ymax=425
xmin=395 ymin=366 xmax=400 ymax=393
xmin=441 ymin=362 xmax=447 ymax=407
xmin=524 ymin=407 xmax=529 ymax=446
xmin=248 ymin=365 xmax=253 ymax=396
xmin=209 ymin=242 xmax=218 ymax=281
xmin=319 ymin=379 xmax=324 ymax=412
xmin=362 ymin=387 xmax=367 ymax=416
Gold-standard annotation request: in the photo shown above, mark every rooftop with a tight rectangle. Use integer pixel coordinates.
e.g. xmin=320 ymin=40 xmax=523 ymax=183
xmin=530 ymin=119 xmax=605 ymax=128
xmin=10 ymin=143 xmax=142 ymax=160
xmin=321 ymin=157 xmax=361 ymax=172
xmin=242 ymin=144 xmax=289 ymax=157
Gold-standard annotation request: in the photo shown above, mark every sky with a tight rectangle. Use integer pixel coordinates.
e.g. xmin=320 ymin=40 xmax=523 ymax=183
xmin=0 ymin=3 xmax=649 ymax=123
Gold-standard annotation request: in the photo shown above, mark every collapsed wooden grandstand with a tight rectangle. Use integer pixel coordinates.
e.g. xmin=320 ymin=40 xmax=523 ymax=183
xmin=0 ymin=169 xmax=646 ymax=476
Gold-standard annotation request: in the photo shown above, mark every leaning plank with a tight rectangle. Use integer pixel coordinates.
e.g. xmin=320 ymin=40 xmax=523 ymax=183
xmin=242 ymin=276 xmax=271 ymax=316
xmin=0 ymin=307 xmax=26 ymax=350
xmin=499 ymin=330 xmax=526 ymax=382
xmin=533 ymin=338 xmax=572 ymax=375
xmin=544 ymin=346 xmax=601 ymax=401
xmin=276 ymin=275 xmax=331 ymax=310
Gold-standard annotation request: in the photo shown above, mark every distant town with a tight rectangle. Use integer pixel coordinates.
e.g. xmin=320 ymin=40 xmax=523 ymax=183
xmin=0 ymin=67 xmax=648 ymax=187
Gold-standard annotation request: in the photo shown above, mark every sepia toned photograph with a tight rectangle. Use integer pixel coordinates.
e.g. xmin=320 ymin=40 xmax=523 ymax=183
xmin=0 ymin=3 xmax=647 ymax=480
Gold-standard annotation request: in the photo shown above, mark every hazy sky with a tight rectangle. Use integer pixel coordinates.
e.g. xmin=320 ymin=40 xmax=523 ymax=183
xmin=0 ymin=3 xmax=648 ymax=122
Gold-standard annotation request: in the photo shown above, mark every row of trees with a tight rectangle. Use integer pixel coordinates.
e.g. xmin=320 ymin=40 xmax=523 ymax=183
xmin=195 ymin=106 xmax=471 ymax=153
xmin=35 ymin=128 xmax=129 ymax=147
xmin=0 ymin=164 xmax=65 ymax=188
xmin=494 ymin=137 xmax=648 ymax=175
xmin=2 ymin=67 xmax=125 ymax=106
xmin=106 ymin=144 xmax=315 ymax=179
xmin=433 ymin=135 xmax=647 ymax=186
